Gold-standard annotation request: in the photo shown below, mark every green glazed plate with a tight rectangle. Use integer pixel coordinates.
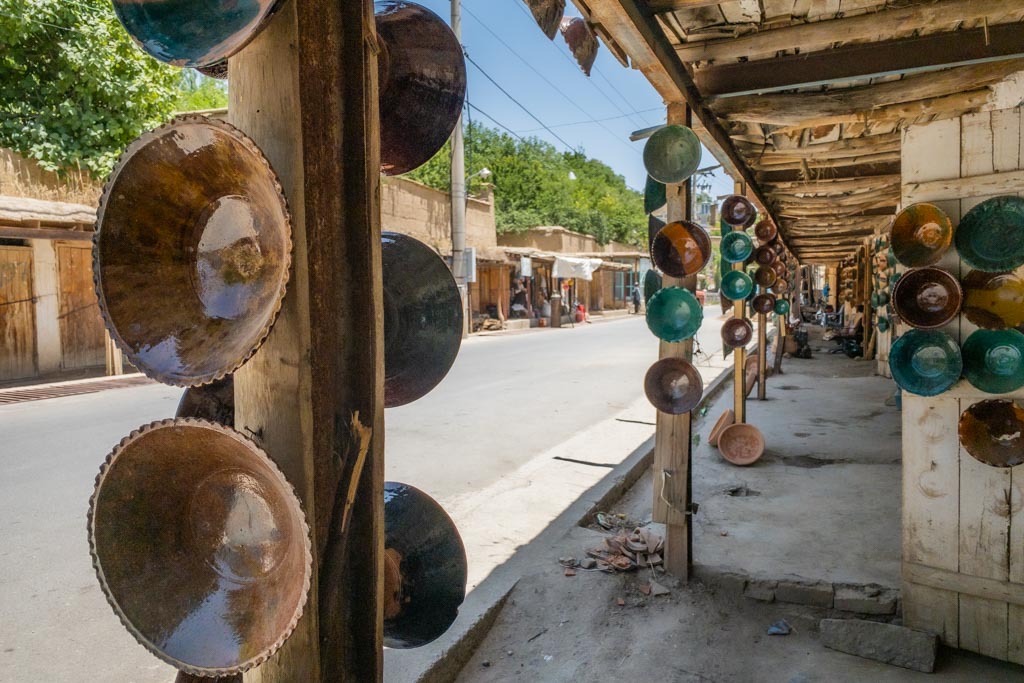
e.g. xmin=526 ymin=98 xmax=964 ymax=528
xmin=646 ymin=287 xmax=704 ymax=342
xmin=877 ymin=317 xmax=890 ymax=333
xmin=721 ymin=270 xmax=754 ymax=301
xmin=889 ymin=329 xmax=962 ymax=397
xmin=643 ymin=268 xmax=663 ymax=304
xmin=962 ymin=329 xmax=1024 ymax=394
xmin=721 ymin=231 xmax=754 ymax=264
xmin=955 ymin=196 xmax=1024 ymax=272
xmin=644 ymin=176 xmax=666 ymax=215
xmin=643 ymin=125 xmax=702 ymax=185
xmin=774 ymin=299 xmax=790 ymax=316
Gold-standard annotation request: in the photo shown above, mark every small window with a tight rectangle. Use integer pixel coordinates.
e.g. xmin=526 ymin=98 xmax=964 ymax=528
xmin=0 ymin=238 xmax=29 ymax=247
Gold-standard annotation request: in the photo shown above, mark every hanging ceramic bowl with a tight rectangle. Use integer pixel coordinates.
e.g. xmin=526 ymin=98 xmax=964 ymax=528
xmin=956 ymin=196 xmax=1024 ymax=272
xmin=643 ymin=125 xmax=702 ymax=184
xmin=721 ymin=196 xmax=757 ymax=228
xmin=772 ymin=261 xmax=788 ymax=279
xmin=721 ymin=318 xmax=754 ymax=348
xmin=753 ymin=219 xmax=777 ymax=243
xmin=751 ymin=293 xmax=777 ymax=315
xmin=646 ymin=287 xmax=704 ymax=342
xmin=754 ymin=265 xmax=778 ymax=288
xmin=877 ymin=317 xmax=890 ymax=333
xmin=753 ymin=245 xmax=777 ymax=267
xmin=721 ymin=231 xmax=754 ymax=264
xmin=648 ymin=214 xmax=666 ymax=257
xmin=962 ymin=269 xmax=1024 ymax=332
xmin=644 ymin=358 xmax=704 ymax=414
xmin=890 ymin=203 xmax=954 ymax=267
xmin=721 ymin=271 xmax=754 ymax=301
xmin=889 ymin=329 xmax=963 ymax=396
xmin=644 ymin=176 xmax=667 ymax=215
xmin=958 ymin=400 xmax=1024 ymax=468
xmin=643 ymin=268 xmax=663 ymax=304
xmin=112 ymin=0 xmax=286 ymax=68
xmin=891 ymin=267 xmax=962 ymax=330
xmin=774 ymin=299 xmax=790 ymax=316
xmin=651 ymin=221 xmax=712 ymax=278
xmin=962 ymin=329 xmax=1024 ymax=395
xmin=774 ymin=279 xmax=790 ymax=295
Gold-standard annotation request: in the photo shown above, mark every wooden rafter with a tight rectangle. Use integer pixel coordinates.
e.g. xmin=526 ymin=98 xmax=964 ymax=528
xmin=672 ymin=0 xmax=1022 ymax=65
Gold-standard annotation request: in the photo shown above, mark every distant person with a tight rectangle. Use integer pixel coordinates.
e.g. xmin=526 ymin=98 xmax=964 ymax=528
xmin=822 ymin=282 xmax=830 ymax=303
xmin=631 ymin=282 xmax=641 ymax=314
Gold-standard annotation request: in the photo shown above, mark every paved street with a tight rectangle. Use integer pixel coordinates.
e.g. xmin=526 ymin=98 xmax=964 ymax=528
xmin=0 ymin=310 xmax=725 ymax=682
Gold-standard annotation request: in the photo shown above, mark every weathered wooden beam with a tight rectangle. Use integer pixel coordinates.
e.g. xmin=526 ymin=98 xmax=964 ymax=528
xmin=573 ymin=0 xmax=783 ymax=239
xmin=734 ymin=134 xmax=900 ymax=159
xmin=695 ymin=24 xmax=1024 ymax=97
xmin=903 ymin=169 xmax=1024 ymax=205
xmin=674 ymin=0 xmax=1023 ymax=64
xmin=0 ymin=195 xmax=96 ymax=226
xmin=757 ymin=161 xmax=901 ymax=184
xmin=749 ymin=151 xmax=902 ymax=172
xmin=648 ymin=0 xmax=721 ymax=10
xmin=764 ymin=174 xmax=902 ymax=193
xmin=709 ymin=60 xmax=1024 ymax=126
xmin=231 ymin=0 xmax=384 ymax=680
xmin=0 ymin=225 xmax=93 ymax=241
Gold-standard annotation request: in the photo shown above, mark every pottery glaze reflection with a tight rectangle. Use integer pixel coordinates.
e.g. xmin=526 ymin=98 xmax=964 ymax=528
xmin=890 ymin=203 xmax=953 ymax=267
xmin=646 ymin=287 xmax=703 ymax=342
xmin=651 ymin=221 xmax=712 ymax=278
xmin=958 ymin=400 xmax=1024 ymax=468
xmin=382 ymin=233 xmax=463 ymax=408
xmin=88 ymin=419 xmax=311 ymax=676
xmin=888 ymin=329 xmax=963 ymax=396
xmin=962 ymin=269 xmax=1024 ymax=332
xmin=962 ymin=329 xmax=1024 ymax=394
xmin=644 ymin=358 xmax=703 ymax=414
xmin=376 ymin=1 xmax=467 ymax=176
xmin=955 ymin=196 xmax=1024 ymax=272
xmin=94 ymin=116 xmax=291 ymax=387
xmin=383 ymin=482 xmax=467 ymax=649
xmin=891 ymin=267 xmax=962 ymax=330
xmin=721 ymin=196 xmax=756 ymax=228
xmin=643 ymin=125 xmax=701 ymax=184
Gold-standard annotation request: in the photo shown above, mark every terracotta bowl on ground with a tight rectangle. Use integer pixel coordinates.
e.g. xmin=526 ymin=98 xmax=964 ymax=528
xmin=717 ymin=423 xmax=766 ymax=466
xmin=709 ymin=409 xmax=735 ymax=447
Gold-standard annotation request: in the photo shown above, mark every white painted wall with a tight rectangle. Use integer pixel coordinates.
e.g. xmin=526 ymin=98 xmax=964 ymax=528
xmin=30 ymin=239 xmax=61 ymax=374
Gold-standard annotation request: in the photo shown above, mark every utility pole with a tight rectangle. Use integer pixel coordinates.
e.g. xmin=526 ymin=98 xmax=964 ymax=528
xmin=450 ymin=0 xmax=467 ymax=303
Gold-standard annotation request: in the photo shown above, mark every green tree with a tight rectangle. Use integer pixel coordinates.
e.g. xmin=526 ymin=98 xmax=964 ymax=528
xmin=0 ymin=0 xmax=180 ymax=177
xmin=175 ymin=70 xmax=228 ymax=112
xmin=406 ymin=122 xmax=646 ymax=246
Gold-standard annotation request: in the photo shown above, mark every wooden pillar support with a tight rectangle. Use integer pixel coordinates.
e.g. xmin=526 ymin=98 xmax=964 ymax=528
xmin=652 ymin=102 xmax=694 ymax=579
xmin=757 ymin=311 xmax=767 ymax=401
xmin=231 ymin=1 xmax=385 ymax=681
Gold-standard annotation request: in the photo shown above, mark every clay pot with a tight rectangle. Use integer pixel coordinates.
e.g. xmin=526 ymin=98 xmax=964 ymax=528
xmin=955 ymin=195 xmax=1024 ymax=272
xmin=752 ymin=293 xmax=777 ymax=315
xmin=646 ymin=287 xmax=704 ymax=342
xmin=962 ymin=269 xmax=1024 ymax=332
xmin=753 ymin=219 xmax=777 ymax=243
xmin=709 ymin=409 xmax=735 ymax=447
xmin=717 ymin=423 xmax=766 ymax=466
xmin=754 ymin=266 xmax=778 ymax=288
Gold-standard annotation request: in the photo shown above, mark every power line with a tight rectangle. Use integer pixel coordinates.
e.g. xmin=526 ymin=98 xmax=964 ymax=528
xmin=461 ymin=3 xmax=643 ymax=158
xmin=465 ymin=99 xmax=525 ymax=142
xmin=506 ymin=0 xmax=651 ymax=129
xmin=464 ymin=52 xmax=578 ymax=152
xmin=515 ymin=106 xmax=662 ymax=133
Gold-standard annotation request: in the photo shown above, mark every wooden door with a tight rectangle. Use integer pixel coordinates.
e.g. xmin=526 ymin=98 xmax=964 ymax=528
xmin=0 ymin=245 xmax=37 ymax=380
xmin=56 ymin=242 xmax=105 ymax=369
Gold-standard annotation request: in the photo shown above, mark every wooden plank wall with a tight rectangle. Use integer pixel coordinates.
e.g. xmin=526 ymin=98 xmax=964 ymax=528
xmin=0 ymin=245 xmax=36 ymax=380
xmin=901 ymin=106 xmax=1024 ymax=662
xmin=55 ymin=242 xmax=105 ymax=370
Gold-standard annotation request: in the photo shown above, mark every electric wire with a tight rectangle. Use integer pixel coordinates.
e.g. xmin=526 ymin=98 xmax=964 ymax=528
xmin=464 ymin=100 xmax=525 ymax=142
xmin=515 ymin=106 xmax=662 ymax=133
xmin=461 ymin=2 xmax=642 ymax=157
xmin=464 ymin=52 xmax=578 ymax=152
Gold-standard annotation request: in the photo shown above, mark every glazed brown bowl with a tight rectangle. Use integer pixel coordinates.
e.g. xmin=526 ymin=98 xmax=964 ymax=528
xmin=958 ymin=399 xmax=1024 ymax=468
xmin=377 ymin=1 xmax=467 ymax=176
xmin=774 ymin=279 xmax=790 ymax=295
xmin=651 ymin=221 xmax=712 ymax=278
xmin=753 ymin=219 xmax=777 ymax=243
xmin=891 ymin=267 xmax=962 ymax=330
xmin=644 ymin=357 xmax=704 ymax=415
xmin=88 ymin=419 xmax=312 ymax=676
xmin=753 ymin=245 xmax=777 ymax=267
xmin=772 ymin=261 xmax=788 ymax=279
xmin=721 ymin=195 xmax=757 ymax=228
xmin=754 ymin=265 xmax=778 ymax=288
xmin=717 ymin=423 xmax=766 ymax=466
xmin=752 ymin=293 xmax=777 ymax=315
xmin=176 ymin=375 xmax=235 ymax=427
xmin=890 ymin=203 xmax=954 ymax=267
xmin=722 ymin=318 xmax=754 ymax=348
xmin=94 ymin=116 xmax=292 ymax=387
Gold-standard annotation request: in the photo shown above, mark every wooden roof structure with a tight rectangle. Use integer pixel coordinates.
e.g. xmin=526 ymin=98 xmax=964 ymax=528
xmin=0 ymin=195 xmax=96 ymax=241
xmin=573 ymin=0 xmax=1024 ymax=263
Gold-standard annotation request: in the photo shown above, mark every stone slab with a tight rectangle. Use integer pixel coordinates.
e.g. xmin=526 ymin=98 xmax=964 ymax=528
xmin=819 ymin=618 xmax=938 ymax=673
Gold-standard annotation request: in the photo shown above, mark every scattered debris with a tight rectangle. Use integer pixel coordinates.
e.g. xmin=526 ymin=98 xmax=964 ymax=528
xmin=616 ymin=597 xmax=626 ymax=606
xmin=595 ymin=512 xmax=627 ymax=530
xmin=527 ymin=629 xmax=548 ymax=643
xmin=649 ymin=580 xmax=670 ymax=597
xmin=580 ymin=558 xmax=597 ymax=570
xmin=639 ymin=583 xmax=652 ymax=596
xmin=563 ymin=567 xmax=576 ymax=577
xmin=481 ymin=661 xmax=491 ymax=668
xmin=767 ymin=619 xmax=792 ymax=636
xmin=543 ymin=654 xmax=554 ymax=662
xmin=558 ymin=556 xmax=576 ymax=567
xmin=725 ymin=484 xmax=761 ymax=497
xmin=506 ymin=650 xmax=514 ymax=657
xmin=585 ymin=526 xmax=664 ymax=572
xmin=720 ymin=531 xmax=729 ymax=536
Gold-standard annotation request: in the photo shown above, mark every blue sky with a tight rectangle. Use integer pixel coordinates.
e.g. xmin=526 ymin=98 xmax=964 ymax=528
xmin=414 ymin=0 xmax=736 ymax=197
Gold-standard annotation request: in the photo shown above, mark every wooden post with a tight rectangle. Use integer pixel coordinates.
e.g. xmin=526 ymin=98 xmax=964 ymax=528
xmin=757 ymin=311 xmax=767 ymax=400
xmin=652 ymin=102 xmax=694 ymax=578
xmin=230 ymin=1 xmax=385 ymax=681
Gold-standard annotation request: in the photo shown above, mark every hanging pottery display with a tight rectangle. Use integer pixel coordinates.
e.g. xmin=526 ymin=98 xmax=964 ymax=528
xmin=961 ymin=329 xmax=1024 ymax=395
xmin=646 ymin=287 xmax=704 ymax=342
xmin=642 ymin=125 xmax=702 ymax=184
xmin=721 ymin=318 xmax=754 ymax=349
xmin=888 ymin=329 xmax=963 ymax=396
xmin=382 ymin=233 xmax=463 ymax=408
xmin=955 ymin=195 xmax=1024 ymax=273
xmin=721 ymin=195 xmax=756 ymax=228
xmin=958 ymin=400 xmax=1024 ymax=468
xmin=644 ymin=358 xmax=704 ymax=414
xmin=650 ymin=221 xmax=712 ymax=278
xmin=891 ymin=266 xmax=962 ymax=330
xmin=721 ymin=231 xmax=754 ymax=264
xmin=559 ymin=16 xmax=598 ymax=76
xmin=644 ymin=176 xmax=667 ymax=215
xmin=377 ymin=1 xmax=467 ymax=176
xmin=962 ymin=269 xmax=1024 ymax=332
xmin=94 ymin=115 xmax=292 ymax=387
xmin=524 ymin=0 xmax=565 ymax=40
xmin=383 ymin=482 xmax=467 ymax=648
xmin=890 ymin=203 xmax=954 ymax=268
xmin=721 ymin=270 xmax=754 ymax=301
xmin=88 ymin=419 xmax=313 ymax=676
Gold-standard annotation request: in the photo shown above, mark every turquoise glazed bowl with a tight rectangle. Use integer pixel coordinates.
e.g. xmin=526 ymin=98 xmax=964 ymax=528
xmin=646 ymin=287 xmax=704 ymax=342
xmin=962 ymin=329 xmax=1024 ymax=394
xmin=774 ymin=299 xmax=790 ymax=316
xmin=643 ymin=268 xmax=663 ymax=304
xmin=889 ymin=329 xmax=963 ymax=397
xmin=955 ymin=196 xmax=1024 ymax=272
xmin=721 ymin=271 xmax=754 ymax=301
xmin=721 ymin=231 xmax=754 ymax=264
xmin=643 ymin=125 xmax=702 ymax=184
xmin=644 ymin=176 xmax=666 ymax=215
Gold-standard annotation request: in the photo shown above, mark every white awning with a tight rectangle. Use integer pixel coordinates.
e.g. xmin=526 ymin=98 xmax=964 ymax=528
xmin=552 ymin=256 xmax=603 ymax=281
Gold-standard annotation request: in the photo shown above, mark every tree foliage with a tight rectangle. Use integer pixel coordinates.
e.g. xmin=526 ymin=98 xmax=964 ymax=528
xmin=175 ymin=70 xmax=228 ymax=113
xmin=0 ymin=0 xmax=180 ymax=177
xmin=406 ymin=123 xmax=646 ymax=246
